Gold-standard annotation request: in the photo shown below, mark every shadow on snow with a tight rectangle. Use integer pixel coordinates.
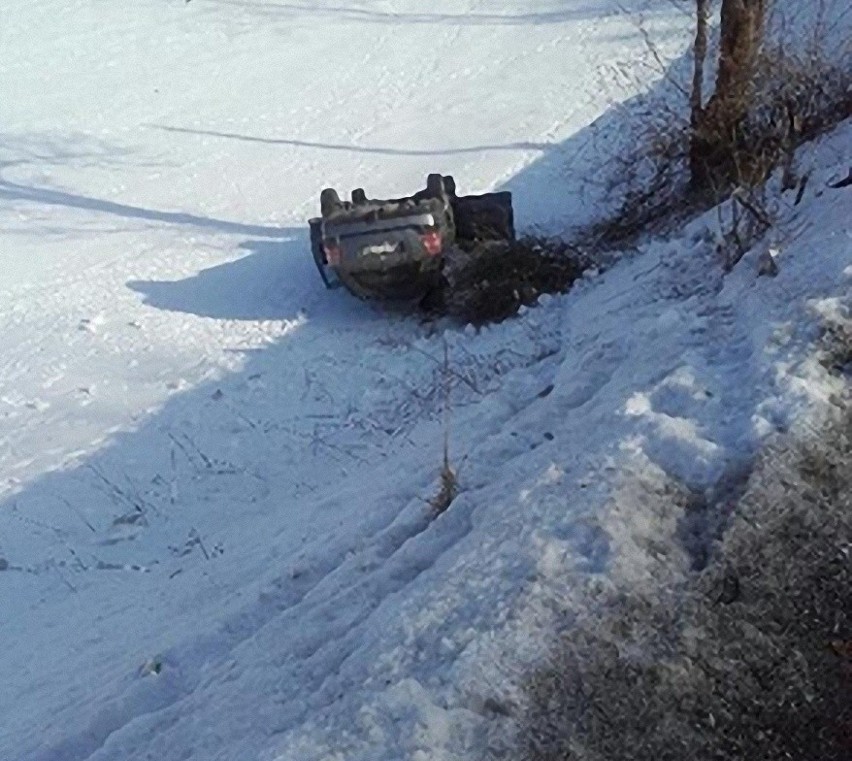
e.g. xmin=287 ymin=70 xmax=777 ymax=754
xmin=0 ymin=36 xmax=718 ymax=759
xmin=148 ymin=125 xmax=555 ymax=157
xmin=0 ymin=29 xmax=697 ymax=537
xmin=206 ymin=0 xmax=677 ymax=27
xmin=0 ymin=177 xmax=286 ymax=239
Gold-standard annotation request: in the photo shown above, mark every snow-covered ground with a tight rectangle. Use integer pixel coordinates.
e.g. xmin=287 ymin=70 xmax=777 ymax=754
xmin=1 ymin=1 xmax=849 ymax=760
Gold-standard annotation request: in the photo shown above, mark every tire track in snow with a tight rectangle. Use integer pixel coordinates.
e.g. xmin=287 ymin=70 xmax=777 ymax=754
xmin=38 ymin=473 xmax=477 ymax=761
xmin=29 ymin=307 xmax=564 ymax=760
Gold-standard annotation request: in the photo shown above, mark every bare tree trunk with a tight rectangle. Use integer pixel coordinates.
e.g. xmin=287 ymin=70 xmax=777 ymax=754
xmin=712 ymin=0 xmax=766 ymax=113
xmin=691 ymin=0 xmax=767 ymax=189
xmin=689 ymin=0 xmax=710 ymax=181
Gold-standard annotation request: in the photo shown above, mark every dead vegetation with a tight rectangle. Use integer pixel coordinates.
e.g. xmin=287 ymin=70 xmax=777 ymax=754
xmin=819 ymin=311 xmax=852 ymax=381
xmin=429 ymin=457 xmax=459 ymax=516
xmin=585 ymin=1 xmax=851 ymax=251
xmin=427 ymin=340 xmax=462 ymax=516
xmin=435 ymin=237 xmax=593 ymax=325
xmin=518 ymin=403 xmax=852 ymax=761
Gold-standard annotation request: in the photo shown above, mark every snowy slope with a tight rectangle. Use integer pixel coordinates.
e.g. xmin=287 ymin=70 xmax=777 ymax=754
xmin=1 ymin=1 xmax=849 ymax=760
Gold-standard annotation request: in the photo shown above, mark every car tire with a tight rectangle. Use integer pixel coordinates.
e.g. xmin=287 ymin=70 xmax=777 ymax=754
xmin=426 ymin=173 xmax=446 ymax=199
xmin=320 ymin=188 xmax=342 ymax=217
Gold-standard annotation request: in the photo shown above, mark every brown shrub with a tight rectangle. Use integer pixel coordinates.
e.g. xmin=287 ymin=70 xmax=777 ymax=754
xmin=437 ymin=237 xmax=593 ymax=325
xmin=595 ymin=39 xmax=851 ymax=249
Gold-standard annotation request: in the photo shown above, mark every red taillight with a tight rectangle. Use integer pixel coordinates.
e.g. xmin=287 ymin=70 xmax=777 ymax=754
xmin=322 ymin=241 xmax=342 ymax=265
xmin=421 ymin=229 xmax=442 ymax=256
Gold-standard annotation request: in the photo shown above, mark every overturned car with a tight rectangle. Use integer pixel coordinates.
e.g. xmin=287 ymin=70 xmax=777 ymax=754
xmin=309 ymin=174 xmax=514 ymax=302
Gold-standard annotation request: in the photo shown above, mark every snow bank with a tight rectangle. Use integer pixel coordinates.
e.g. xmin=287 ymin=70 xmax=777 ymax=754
xmin=1 ymin=1 xmax=849 ymax=759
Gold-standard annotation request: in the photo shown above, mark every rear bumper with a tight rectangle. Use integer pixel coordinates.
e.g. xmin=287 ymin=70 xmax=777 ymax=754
xmin=333 ymin=255 xmax=442 ymax=301
xmin=336 ymin=247 xmax=441 ymax=274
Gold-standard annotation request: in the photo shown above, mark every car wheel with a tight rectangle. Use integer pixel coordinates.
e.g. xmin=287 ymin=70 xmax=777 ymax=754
xmin=320 ymin=188 xmax=342 ymax=217
xmin=426 ymin=173 xmax=446 ymax=199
